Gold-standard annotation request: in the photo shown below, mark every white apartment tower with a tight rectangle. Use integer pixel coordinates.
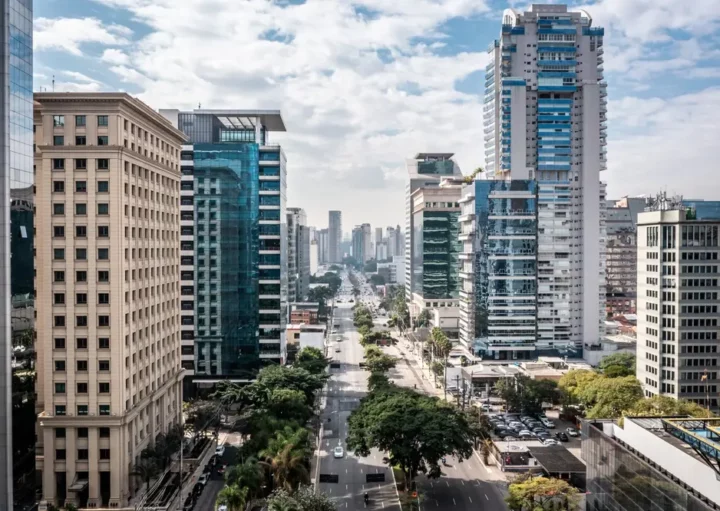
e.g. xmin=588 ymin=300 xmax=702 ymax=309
xmin=482 ymin=4 xmax=607 ymax=355
xmin=636 ymin=207 xmax=720 ymax=409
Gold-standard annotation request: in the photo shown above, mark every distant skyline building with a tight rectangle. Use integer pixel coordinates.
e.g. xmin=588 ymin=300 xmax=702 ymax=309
xmin=351 ymin=226 xmax=365 ymax=263
xmin=318 ymin=228 xmax=329 ymax=264
xmin=161 ymin=107 xmax=289 ymax=378
xmin=362 ymin=223 xmax=372 ymax=263
xmin=480 ymin=3 xmax=608 ymax=355
xmin=606 ymin=197 xmax=645 ymax=317
xmin=287 ymin=207 xmax=310 ymax=302
xmin=328 ymin=210 xmax=342 ymax=263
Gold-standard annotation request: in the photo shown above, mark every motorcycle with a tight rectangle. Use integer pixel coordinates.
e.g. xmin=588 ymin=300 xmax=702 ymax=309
xmin=364 ymin=493 xmax=369 ymax=504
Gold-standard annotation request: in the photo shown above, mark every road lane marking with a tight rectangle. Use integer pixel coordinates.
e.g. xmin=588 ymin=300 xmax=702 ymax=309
xmin=453 ymin=498 xmax=456 ymax=506
xmin=376 ymin=468 xmax=379 ymax=473
xmin=346 ymin=484 xmax=348 ymax=490
xmin=468 ymin=497 xmax=472 ymax=503
xmin=485 ymin=494 xmax=489 ymax=500
xmin=446 ymin=481 xmax=449 ymax=487
xmin=346 ymin=503 xmax=348 ymax=508
xmin=361 ymin=468 xmax=364 ymax=474
xmin=435 ymin=500 xmax=439 ymax=507
xmin=346 ymin=469 xmax=348 ymax=474
xmin=382 ymin=502 xmax=385 ymax=509
xmin=473 ymin=449 xmax=493 ymax=474
xmin=460 ymin=480 xmax=464 ymax=486
xmin=430 ymin=482 xmax=433 ymax=488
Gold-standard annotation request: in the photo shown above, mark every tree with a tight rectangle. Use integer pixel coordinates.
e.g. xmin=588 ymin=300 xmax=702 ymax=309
xmin=260 ymin=427 xmax=311 ymax=491
xmin=183 ymin=399 xmax=219 ymax=433
xmin=495 ymin=375 xmax=557 ymax=414
xmin=216 ymin=484 xmax=249 ymax=511
xmin=464 ymin=407 xmax=492 ymax=448
xmin=431 ymin=361 xmax=445 ymax=381
xmin=365 ymin=353 xmax=397 ymax=374
xmin=581 ymin=375 xmax=643 ymax=419
xmin=599 ymin=353 xmax=636 ymax=374
xmin=131 ymin=458 xmax=160 ymax=490
xmin=370 ymin=274 xmax=386 ymax=286
xmin=463 ymin=166 xmax=484 ymax=184
xmin=558 ymin=369 xmax=601 ymax=405
xmin=480 ymin=439 xmax=494 ymax=465
xmin=432 ymin=331 xmax=452 ymax=400
xmin=626 ymin=395 xmax=710 ymax=418
xmin=367 ymin=372 xmax=392 ymax=392
xmin=267 ymin=389 xmax=313 ymax=423
xmin=347 ymin=387 xmax=474 ymax=489
xmin=255 ymin=365 xmax=328 ymax=406
xmin=294 ymin=347 xmax=329 ymax=375
xmin=267 ymin=486 xmax=335 ymax=511
xmin=225 ymin=457 xmax=265 ymax=499
xmin=416 ymin=309 xmax=432 ymax=328
xmin=506 ymin=474 xmax=581 ymax=511
xmin=604 ymin=364 xmax=633 ymax=378
xmin=364 ymin=260 xmax=378 ymax=273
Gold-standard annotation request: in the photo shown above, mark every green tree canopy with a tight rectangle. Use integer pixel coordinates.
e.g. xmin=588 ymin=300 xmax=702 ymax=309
xmin=369 ymin=274 xmax=386 ymax=286
xmin=626 ymin=394 xmax=710 ymax=418
xmin=415 ymin=309 xmax=432 ymax=328
xmin=603 ymin=364 xmax=633 ymax=378
xmin=260 ymin=426 xmax=311 ymax=491
xmin=267 ymin=486 xmax=335 ymax=511
xmin=365 ymin=353 xmax=398 ymax=374
xmin=599 ymin=353 xmax=636 ymax=373
xmin=581 ymin=375 xmax=644 ymax=419
xmin=346 ymin=387 xmax=474 ymax=488
xmin=558 ymin=369 xmax=601 ymax=404
xmin=364 ymin=260 xmax=378 ymax=272
xmin=224 ymin=457 xmax=265 ymax=499
xmin=216 ymin=484 xmax=249 ymax=511
xmin=255 ymin=365 xmax=328 ymax=406
xmin=294 ymin=346 xmax=329 ymax=375
xmin=495 ymin=375 xmax=558 ymax=414
xmin=506 ymin=474 xmax=581 ymax=511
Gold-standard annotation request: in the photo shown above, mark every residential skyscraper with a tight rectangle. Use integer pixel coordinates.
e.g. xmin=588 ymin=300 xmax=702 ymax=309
xmin=287 ymin=207 xmax=310 ymax=302
xmin=481 ymin=4 xmax=607 ymax=355
xmin=362 ymin=223 xmax=372 ymax=263
xmin=328 ymin=210 xmax=342 ymax=263
xmin=606 ymin=197 xmax=645 ymax=317
xmin=35 ymin=93 xmax=186 ymax=508
xmin=2 ymin=0 xmax=33 ymax=505
xmin=351 ymin=226 xmax=364 ymax=263
xmin=161 ymin=108 xmax=288 ymax=378
xmin=386 ymin=226 xmax=397 ymax=258
xmin=318 ymin=228 xmax=329 ymax=264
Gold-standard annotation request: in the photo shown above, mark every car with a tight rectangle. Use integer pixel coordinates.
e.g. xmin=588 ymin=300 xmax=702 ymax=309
xmin=532 ymin=427 xmax=547 ymax=434
xmin=555 ymin=432 xmax=569 ymax=442
xmin=333 ymin=446 xmax=344 ymax=458
xmin=217 ymin=464 xmax=227 ymax=475
xmin=481 ymin=404 xmax=492 ymax=412
xmin=335 ymin=348 xmax=341 ymax=353
xmin=198 ymin=473 xmax=209 ymax=486
xmin=218 ymin=506 xmax=228 ymax=511
xmin=566 ymin=427 xmax=580 ymax=437
xmin=541 ymin=418 xmax=555 ymax=428
xmin=541 ymin=438 xmax=560 ymax=446
xmin=518 ymin=429 xmax=533 ymax=437
xmin=500 ymin=432 xmax=518 ymax=440
xmin=215 ymin=445 xmax=225 ymax=457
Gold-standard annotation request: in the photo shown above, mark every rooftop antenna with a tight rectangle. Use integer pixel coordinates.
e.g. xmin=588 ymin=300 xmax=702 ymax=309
xmin=198 ymin=102 xmax=201 ymax=109
xmin=52 ymin=75 xmax=55 ymax=92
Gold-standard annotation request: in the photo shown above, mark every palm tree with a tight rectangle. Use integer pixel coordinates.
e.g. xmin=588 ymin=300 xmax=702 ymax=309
xmin=131 ymin=458 xmax=159 ymax=492
xmin=259 ymin=427 xmax=311 ymax=491
xmin=268 ymin=499 xmax=300 ymax=511
xmin=216 ymin=484 xmax=248 ymax=511
xmin=225 ymin=457 xmax=265 ymax=499
xmin=434 ymin=334 xmax=453 ymax=401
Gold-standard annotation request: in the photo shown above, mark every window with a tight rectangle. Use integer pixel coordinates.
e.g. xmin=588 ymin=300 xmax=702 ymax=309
xmin=77 ymin=405 xmax=89 ymax=416
xmin=76 ymin=226 xmax=87 ymax=238
xmin=75 ymin=158 xmax=87 ymax=170
xmin=55 ymin=405 xmax=66 ymax=416
xmin=54 ymin=248 xmax=65 ymax=261
xmin=98 ymin=248 xmax=109 ymax=260
xmin=54 ymin=382 xmax=66 ymax=394
xmin=99 ymin=427 xmax=110 ymax=438
xmin=98 ymin=315 xmax=110 ymax=327
xmin=75 ymin=181 xmax=87 ymax=193
xmin=75 ymin=135 xmax=86 ymax=146
xmin=77 ymin=360 xmax=88 ymax=371
xmin=54 ymin=338 xmax=65 ymax=349
xmin=98 ymin=270 xmax=109 ymax=282
xmin=99 ymin=337 xmax=110 ymax=349
xmin=99 ymin=382 xmax=110 ymax=393
xmin=98 ymin=226 xmax=109 ymax=238
xmin=54 ymin=316 xmax=66 ymax=327
xmin=53 ymin=203 xmax=65 ymax=216
xmin=76 ymin=294 xmax=88 ymax=305
xmin=97 ymin=180 xmax=109 ymax=193
xmin=53 ymin=136 xmax=64 ymax=146
xmin=76 ymin=382 xmax=88 ymax=393
xmin=56 ymin=449 xmax=66 ymax=460
xmin=76 ymin=248 xmax=87 ymax=261
xmin=54 ymin=360 xmax=66 ymax=372
xmin=76 ymin=316 xmax=88 ymax=327
xmin=55 ymin=428 xmax=66 ymax=439
xmin=53 ymin=180 xmax=65 ymax=193
xmin=53 ymin=115 xmax=65 ymax=127
xmin=99 ymin=405 xmax=110 ymax=416
xmin=78 ymin=427 xmax=88 ymax=438
xmin=75 ymin=203 xmax=87 ymax=215
xmin=76 ymin=270 xmax=87 ymax=282
xmin=98 ymin=293 xmax=110 ymax=305
xmin=99 ymin=360 xmax=110 ymax=371
xmin=76 ymin=337 xmax=88 ymax=350
xmin=53 ymin=226 xmax=65 ymax=238
xmin=98 ymin=203 xmax=109 ymax=215
xmin=54 ymin=271 xmax=65 ymax=283
xmin=53 ymin=293 xmax=65 ymax=305
xmin=98 ymin=136 xmax=109 ymax=146
xmin=97 ymin=115 xmax=109 ymax=127
xmin=53 ymin=159 xmax=65 ymax=170
xmin=78 ymin=449 xmax=89 ymax=460
xmin=97 ymin=158 xmax=109 ymax=170
xmin=76 ymin=115 xmax=86 ymax=127
xmin=99 ymin=448 xmax=110 ymax=460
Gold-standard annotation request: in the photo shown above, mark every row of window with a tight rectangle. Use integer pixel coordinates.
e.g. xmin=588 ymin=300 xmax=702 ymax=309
xmin=54 ymin=404 xmax=111 ymax=418
xmin=53 ymin=293 xmax=110 ymax=306
xmin=55 ymin=382 xmax=110 ymax=394
xmin=53 ymin=115 xmax=107 ymax=128
xmin=55 ymin=448 xmax=111 ymax=461
xmin=52 ymin=180 xmax=109 ymax=193
xmin=53 ymin=315 xmax=110 ymax=328
xmin=53 ymin=202 xmax=109 ymax=216
xmin=55 ymin=426 xmax=110 ymax=438
xmin=54 ymin=337 xmax=109 ymax=350
xmin=53 ymin=248 xmax=110 ymax=261
xmin=52 ymin=135 xmax=109 ymax=147
xmin=682 ymin=252 xmax=719 ymax=261
xmin=53 ymin=225 xmax=109 ymax=239
xmin=681 ymin=292 xmax=718 ymax=300
xmin=53 ymin=158 xmax=108 ymax=171
xmin=55 ymin=359 xmax=110 ymax=372
xmin=54 ymin=270 xmax=109 ymax=283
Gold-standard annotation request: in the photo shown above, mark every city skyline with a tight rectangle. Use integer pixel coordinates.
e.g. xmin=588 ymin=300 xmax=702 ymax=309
xmin=32 ymin=0 xmax=720 ymax=229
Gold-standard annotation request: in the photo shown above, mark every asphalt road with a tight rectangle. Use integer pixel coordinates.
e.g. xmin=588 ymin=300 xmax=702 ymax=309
xmin=315 ymin=274 xmax=400 ymax=511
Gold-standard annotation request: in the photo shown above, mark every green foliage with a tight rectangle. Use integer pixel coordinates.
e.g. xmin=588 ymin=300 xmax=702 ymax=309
xmin=216 ymin=484 xmax=249 ymax=511
xmin=309 ymin=272 xmax=342 ymax=294
xmin=260 ymin=426 xmax=312 ymax=491
xmin=294 ymin=346 xmax=330 ymax=375
xmin=267 ymin=485 xmax=335 ymax=511
xmin=131 ymin=458 xmax=160 ymax=488
xmin=415 ymin=309 xmax=432 ymax=328
xmin=506 ymin=474 xmax=581 ymax=511
xmin=604 ymin=364 xmax=633 ymax=378
xmin=599 ymin=353 xmax=636 ymax=373
xmin=581 ymin=375 xmax=644 ymax=419
xmin=365 ymin=353 xmax=397 ymax=373
xmin=431 ymin=361 xmax=445 ymax=377
xmin=364 ymin=260 xmax=378 ymax=273
xmin=367 ymin=372 xmax=392 ymax=391
xmin=347 ymin=386 xmax=474 ymax=488
xmin=558 ymin=369 xmax=601 ymax=405
xmin=329 ymin=264 xmax=343 ymax=271
xmin=369 ymin=274 xmax=386 ymax=286
xmin=140 ymin=424 xmax=184 ymax=470
xmin=625 ymin=394 xmax=710 ymax=418
xmin=225 ymin=457 xmax=265 ymax=499
xmin=463 ymin=166 xmax=484 ymax=184
xmin=495 ymin=375 xmax=558 ymax=414
xmin=184 ymin=399 xmax=219 ymax=432
xmin=267 ymin=389 xmax=313 ymax=423
xmin=256 ymin=365 xmax=328 ymax=406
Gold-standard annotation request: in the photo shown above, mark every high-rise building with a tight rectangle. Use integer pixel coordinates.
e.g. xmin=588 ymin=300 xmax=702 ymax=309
xmin=161 ymin=108 xmax=288 ymax=377
xmin=287 ymin=207 xmax=310 ymax=302
xmin=318 ymin=228 xmax=329 ymax=264
xmin=310 ymin=239 xmax=319 ymax=276
xmin=362 ymin=223 xmax=372 ymax=263
xmin=636 ymin=205 xmax=720 ymax=408
xmin=35 ymin=93 xmax=186 ymax=508
xmin=482 ymin=4 xmax=608 ymax=354
xmin=351 ymin=226 xmax=365 ymax=263
xmin=606 ymin=197 xmax=645 ymax=317
xmin=405 ymin=153 xmax=463 ymax=304
xmin=376 ymin=241 xmax=388 ymax=262
xmin=386 ymin=226 xmax=397 ymax=258
xmin=328 ymin=211 xmax=342 ymax=263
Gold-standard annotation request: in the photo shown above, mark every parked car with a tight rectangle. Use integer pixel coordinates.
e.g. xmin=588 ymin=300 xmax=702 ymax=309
xmin=566 ymin=427 xmax=580 ymax=437
xmin=215 ymin=445 xmax=225 ymax=457
xmin=555 ymin=432 xmax=569 ymax=442
xmin=541 ymin=438 xmax=560 ymax=446
xmin=541 ymin=418 xmax=555 ymax=428
xmin=198 ymin=473 xmax=209 ymax=486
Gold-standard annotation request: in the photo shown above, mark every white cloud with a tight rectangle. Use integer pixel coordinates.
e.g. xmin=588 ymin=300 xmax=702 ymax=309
xmin=101 ymin=48 xmax=130 ymax=65
xmin=34 ymin=17 xmax=132 ymax=56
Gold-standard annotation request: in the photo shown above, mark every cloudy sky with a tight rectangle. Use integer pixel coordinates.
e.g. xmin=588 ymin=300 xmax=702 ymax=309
xmin=34 ymin=0 xmax=720 ymax=232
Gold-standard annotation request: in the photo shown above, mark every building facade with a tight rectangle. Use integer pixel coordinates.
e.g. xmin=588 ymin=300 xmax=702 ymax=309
xmin=362 ymin=223 xmax=372 ymax=263
xmin=636 ymin=207 xmax=720 ymax=408
xmin=317 ymin=228 xmax=329 ymax=264
xmin=351 ymin=226 xmax=364 ymax=264
xmin=605 ymin=198 xmax=645 ymax=317
xmin=287 ymin=207 xmax=310 ymax=302
xmin=34 ymin=93 xmax=186 ymax=508
xmin=483 ymin=3 xmax=608 ymax=353
xmin=2 ymin=0 xmax=34 ymax=505
xmin=161 ymin=108 xmax=288 ymax=379
xmin=328 ymin=210 xmax=342 ymax=263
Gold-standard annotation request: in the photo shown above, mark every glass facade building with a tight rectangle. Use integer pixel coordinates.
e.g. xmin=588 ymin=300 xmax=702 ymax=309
xmin=2 ymin=0 xmax=33 ymax=506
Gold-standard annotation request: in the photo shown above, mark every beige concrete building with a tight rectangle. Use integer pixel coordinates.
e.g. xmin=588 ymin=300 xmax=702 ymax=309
xmin=33 ymin=93 xmax=187 ymax=509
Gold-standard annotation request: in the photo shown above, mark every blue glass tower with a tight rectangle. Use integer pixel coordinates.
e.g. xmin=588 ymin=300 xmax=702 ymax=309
xmin=161 ymin=109 xmax=287 ymax=385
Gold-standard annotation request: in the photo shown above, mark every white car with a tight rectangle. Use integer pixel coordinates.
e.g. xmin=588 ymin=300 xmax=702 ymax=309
xmin=215 ymin=445 xmax=225 ymax=457
xmin=541 ymin=438 xmax=560 ymax=446
xmin=198 ymin=473 xmax=209 ymax=486
xmin=333 ymin=446 xmax=344 ymax=458
xmin=541 ymin=418 xmax=555 ymax=429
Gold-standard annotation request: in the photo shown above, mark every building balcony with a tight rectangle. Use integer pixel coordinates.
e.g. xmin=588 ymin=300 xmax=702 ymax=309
xmin=259 ymin=352 xmax=282 ymax=359
xmin=259 ymin=323 xmax=282 ymax=329
xmin=259 ymin=339 xmax=281 ymax=344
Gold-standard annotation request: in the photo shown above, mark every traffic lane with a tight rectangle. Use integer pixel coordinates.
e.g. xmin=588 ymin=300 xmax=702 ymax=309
xmin=194 ymin=478 xmax=224 ymax=511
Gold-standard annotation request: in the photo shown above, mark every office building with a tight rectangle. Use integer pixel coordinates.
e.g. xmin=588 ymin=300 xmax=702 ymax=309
xmin=459 ymin=180 xmax=539 ymax=356
xmin=0 ymin=0 xmax=33 ymax=506
xmin=34 ymin=93 xmax=186 ymax=508
xmin=636 ymin=205 xmax=720 ymax=407
xmin=287 ymin=207 xmax=310 ymax=302
xmin=376 ymin=240 xmax=388 ymax=262
xmin=361 ymin=223 xmax=372 ymax=263
xmin=161 ymin=108 xmax=288 ymax=377
xmin=583 ymin=417 xmax=720 ymax=510
xmin=409 ymin=178 xmax=462 ymax=333
xmin=386 ymin=226 xmax=397 ymax=258
xmin=405 ymin=153 xmax=463 ymax=304
xmin=328 ymin=211 xmax=342 ymax=263
xmin=317 ymin=228 xmax=329 ymax=264
xmin=606 ymin=197 xmax=645 ymax=317
xmin=482 ymin=4 xmax=608 ymax=354
xmin=351 ymin=226 xmax=365 ymax=263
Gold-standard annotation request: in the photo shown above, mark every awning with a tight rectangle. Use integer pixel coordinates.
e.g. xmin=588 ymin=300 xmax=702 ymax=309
xmin=69 ymin=479 xmax=89 ymax=492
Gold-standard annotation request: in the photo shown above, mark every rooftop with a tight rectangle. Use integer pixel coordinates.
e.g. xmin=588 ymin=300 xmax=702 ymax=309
xmin=414 ymin=153 xmax=454 ymax=160
xmin=195 ymin=110 xmax=286 ymax=131
xmin=527 ymin=445 xmax=586 ymax=474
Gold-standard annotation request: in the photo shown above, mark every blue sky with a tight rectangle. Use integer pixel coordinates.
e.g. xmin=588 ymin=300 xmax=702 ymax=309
xmin=34 ymin=0 xmax=720 ymax=230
